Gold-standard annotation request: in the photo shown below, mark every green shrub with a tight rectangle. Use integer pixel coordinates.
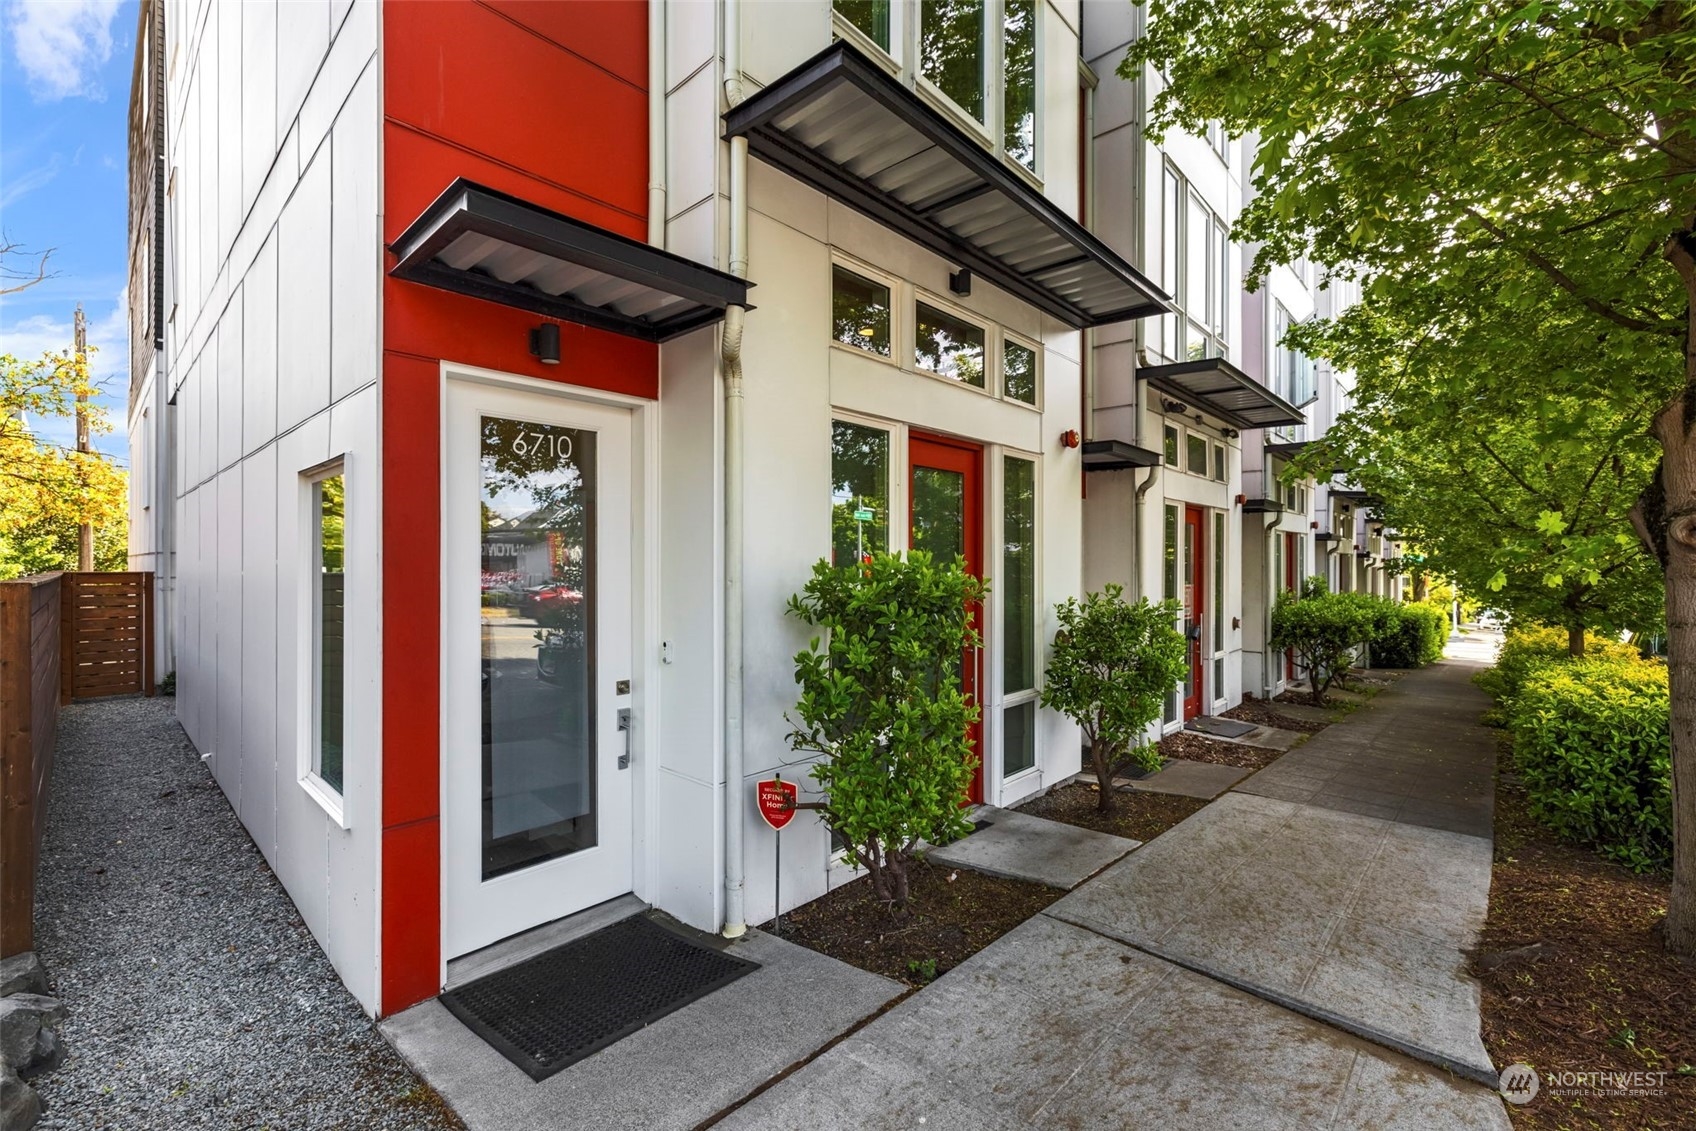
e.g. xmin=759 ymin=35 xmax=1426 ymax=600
xmin=1508 ymin=656 xmax=1671 ymax=873
xmin=1372 ymin=602 xmax=1449 ymax=668
xmin=1040 ymin=586 xmax=1187 ymax=812
xmin=786 ymin=551 xmax=985 ymax=912
xmin=1476 ymin=624 xmax=1639 ymax=703
xmin=1270 ymin=589 xmax=1378 ymax=704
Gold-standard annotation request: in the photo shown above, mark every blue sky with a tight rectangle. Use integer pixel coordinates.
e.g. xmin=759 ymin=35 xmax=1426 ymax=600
xmin=2 ymin=0 xmax=138 ymax=466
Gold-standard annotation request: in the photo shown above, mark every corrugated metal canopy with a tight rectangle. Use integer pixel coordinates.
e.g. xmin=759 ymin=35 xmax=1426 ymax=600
xmin=722 ymin=43 xmax=1170 ymax=329
xmin=1081 ymin=439 xmax=1162 ymax=471
xmin=1139 ymin=358 xmax=1305 ymax=430
xmin=388 ymin=179 xmax=751 ymax=343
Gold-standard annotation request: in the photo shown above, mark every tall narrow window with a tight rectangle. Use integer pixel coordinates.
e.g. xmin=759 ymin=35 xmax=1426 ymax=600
xmin=1002 ymin=456 xmax=1037 ymax=777
xmin=920 ymin=0 xmax=985 ymax=122
xmin=1163 ymin=504 xmax=1179 ymax=725
xmin=1003 ymin=0 xmax=1036 ymax=171
xmin=1212 ymin=442 xmax=1226 ymax=483
xmin=1212 ymin=512 xmax=1225 ymax=692
xmin=312 ymin=471 xmax=345 ymax=795
xmin=915 ymin=302 xmax=986 ymax=387
xmin=1215 ymin=220 xmax=1230 ymax=338
xmin=1004 ymin=338 xmax=1037 ymax=404
xmin=834 ymin=0 xmax=891 ymax=51
xmin=832 ymin=266 xmax=892 ymax=357
xmin=832 ymin=421 xmax=890 ymax=568
xmin=1163 ymin=424 xmax=1179 ymax=467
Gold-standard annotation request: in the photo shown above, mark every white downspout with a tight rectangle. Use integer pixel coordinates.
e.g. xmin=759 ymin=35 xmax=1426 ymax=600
xmin=721 ymin=0 xmax=750 ymax=939
xmin=648 ymin=0 xmax=666 ymax=246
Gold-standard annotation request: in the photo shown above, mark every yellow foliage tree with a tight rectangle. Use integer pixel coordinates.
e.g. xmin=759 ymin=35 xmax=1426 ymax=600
xmin=1 ymin=346 xmax=129 ymax=579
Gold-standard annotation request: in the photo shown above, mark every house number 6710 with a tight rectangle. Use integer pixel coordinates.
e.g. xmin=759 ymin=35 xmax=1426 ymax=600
xmin=511 ymin=431 xmax=572 ymax=460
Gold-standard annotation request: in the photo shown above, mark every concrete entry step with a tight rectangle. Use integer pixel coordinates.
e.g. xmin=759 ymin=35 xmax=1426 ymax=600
xmin=384 ymin=930 xmax=904 ymax=1131
xmin=1120 ymin=759 xmax=1249 ymax=800
xmin=924 ymin=805 xmax=1139 ymax=890
xmin=1185 ymin=717 xmax=1307 ymax=752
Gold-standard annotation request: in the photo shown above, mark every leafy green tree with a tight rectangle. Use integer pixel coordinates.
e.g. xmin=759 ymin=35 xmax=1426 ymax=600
xmin=1040 ymin=586 xmax=1187 ymax=812
xmin=1127 ymin=0 xmax=1696 ymax=954
xmin=1299 ymin=285 xmax=1667 ymax=655
xmin=786 ymin=551 xmax=984 ymax=913
xmin=1 ymin=347 xmax=127 ymax=579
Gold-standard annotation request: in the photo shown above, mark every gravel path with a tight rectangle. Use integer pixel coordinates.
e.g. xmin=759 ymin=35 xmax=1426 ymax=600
xmin=29 ymin=696 xmax=462 ymax=1130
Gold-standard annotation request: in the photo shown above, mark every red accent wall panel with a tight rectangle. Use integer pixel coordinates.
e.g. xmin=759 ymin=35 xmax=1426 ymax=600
xmin=378 ymin=0 xmax=652 ymax=1016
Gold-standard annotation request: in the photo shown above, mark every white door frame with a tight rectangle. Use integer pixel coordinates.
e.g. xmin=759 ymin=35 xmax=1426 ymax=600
xmin=438 ymin=364 xmax=652 ymax=961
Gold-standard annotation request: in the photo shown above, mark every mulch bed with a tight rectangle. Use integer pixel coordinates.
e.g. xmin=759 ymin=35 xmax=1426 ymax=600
xmin=1158 ymin=729 xmax=1282 ymax=772
xmin=1016 ymin=780 xmax=1209 ymax=843
xmin=1223 ymin=695 xmax=1330 ymax=734
xmin=1472 ymin=739 xmax=1696 ymax=1128
xmin=765 ymin=859 xmax=1060 ymax=987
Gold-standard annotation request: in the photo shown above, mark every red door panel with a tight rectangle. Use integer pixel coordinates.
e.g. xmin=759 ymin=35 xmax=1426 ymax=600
xmin=909 ymin=434 xmax=985 ymax=804
xmin=1183 ymin=506 xmax=1205 ymax=720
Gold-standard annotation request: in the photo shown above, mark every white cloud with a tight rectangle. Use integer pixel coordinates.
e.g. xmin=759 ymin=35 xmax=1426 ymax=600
xmin=6 ymin=0 xmax=123 ymax=102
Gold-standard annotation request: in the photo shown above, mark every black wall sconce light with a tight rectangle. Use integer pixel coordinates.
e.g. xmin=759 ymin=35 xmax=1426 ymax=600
xmin=529 ymin=323 xmax=561 ymax=365
xmin=949 ymin=267 xmax=972 ymax=296
xmin=1159 ymin=397 xmax=1188 ymax=415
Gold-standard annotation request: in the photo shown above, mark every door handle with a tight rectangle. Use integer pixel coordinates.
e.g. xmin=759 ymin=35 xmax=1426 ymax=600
xmin=617 ymin=708 xmax=632 ymax=770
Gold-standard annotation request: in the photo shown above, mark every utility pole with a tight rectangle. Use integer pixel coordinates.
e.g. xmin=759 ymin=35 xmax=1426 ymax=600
xmin=75 ymin=304 xmax=92 ymax=571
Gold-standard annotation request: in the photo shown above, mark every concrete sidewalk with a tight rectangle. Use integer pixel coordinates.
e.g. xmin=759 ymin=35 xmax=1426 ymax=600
xmin=713 ymin=656 xmax=1508 ymax=1127
xmin=1049 ymin=658 xmax=1499 ymax=1082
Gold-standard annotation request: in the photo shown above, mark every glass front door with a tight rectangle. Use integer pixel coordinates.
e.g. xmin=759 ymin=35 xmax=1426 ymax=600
xmin=909 ymin=433 xmax=984 ymax=803
xmin=444 ymin=381 xmax=633 ymax=960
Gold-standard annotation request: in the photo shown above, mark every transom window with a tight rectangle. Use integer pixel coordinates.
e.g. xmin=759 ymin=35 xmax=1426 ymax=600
xmin=832 ymin=266 xmax=892 ymax=357
xmin=1164 ymin=420 xmax=1230 ymax=483
xmin=915 ymin=301 xmax=986 ymax=387
xmin=830 ymin=260 xmax=1040 ymax=406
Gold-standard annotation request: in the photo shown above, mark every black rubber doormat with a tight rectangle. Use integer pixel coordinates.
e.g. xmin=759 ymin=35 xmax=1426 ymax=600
xmin=439 ymin=914 xmax=759 ymax=1082
xmin=1187 ymin=716 xmax=1257 ymax=739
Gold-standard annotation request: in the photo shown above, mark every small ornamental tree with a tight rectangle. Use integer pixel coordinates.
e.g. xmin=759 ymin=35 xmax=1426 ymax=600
xmin=1040 ymin=586 xmax=1187 ymax=812
xmin=1270 ymin=586 xmax=1377 ymax=706
xmin=786 ymin=551 xmax=984 ymax=913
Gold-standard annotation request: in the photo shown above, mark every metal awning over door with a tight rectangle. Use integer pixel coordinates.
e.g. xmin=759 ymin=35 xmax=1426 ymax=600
xmin=1139 ymin=359 xmax=1306 ymax=430
xmin=722 ymin=43 xmax=1170 ymax=329
xmin=389 ymin=179 xmax=752 ymax=343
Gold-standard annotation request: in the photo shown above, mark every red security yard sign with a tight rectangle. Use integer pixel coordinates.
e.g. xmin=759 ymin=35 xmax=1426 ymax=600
xmin=757 ymin=777 xmax=797 ymax=830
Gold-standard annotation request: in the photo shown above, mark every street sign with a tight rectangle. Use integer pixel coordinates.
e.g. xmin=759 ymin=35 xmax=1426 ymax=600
xmin=853 ymin=507 xmax=875 ymax=522
xmin=757 ymin=777 xmax=798 ymax=830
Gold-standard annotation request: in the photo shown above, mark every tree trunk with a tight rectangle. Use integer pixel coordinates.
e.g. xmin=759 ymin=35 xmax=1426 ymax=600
xmin=1637 ymin=233 xmax=1696 ymax=957
xmin=1567 ymin=623 xmax=1585 ymax=659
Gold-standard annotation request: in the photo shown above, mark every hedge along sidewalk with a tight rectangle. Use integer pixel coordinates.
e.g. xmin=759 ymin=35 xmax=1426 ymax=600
xmin=1481 ymin=624 xmax=1671 ymax=874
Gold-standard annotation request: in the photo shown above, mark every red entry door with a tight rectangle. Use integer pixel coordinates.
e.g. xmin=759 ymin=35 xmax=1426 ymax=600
xmin=909 ymin=434 xmax=985 ymax=804
xmin=1284 ymin=531 xmax=1300 ymax=680
xmin=1183 ymin=506 xmax=1205 ymax=720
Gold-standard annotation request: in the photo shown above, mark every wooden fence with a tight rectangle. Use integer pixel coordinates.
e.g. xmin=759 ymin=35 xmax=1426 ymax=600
xmin=61 ymin=571 xmax=155 ymax=703
xmin=0 ymin=571 xmax=155 ymax=957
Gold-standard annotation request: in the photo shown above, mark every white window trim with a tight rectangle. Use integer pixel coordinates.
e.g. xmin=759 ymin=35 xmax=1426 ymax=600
xmin=829 ymin=256 xmax=903 ymax=370
xmin=989 ymin=447 xmax=1043 ymax=800
xmin=830 ymin=9 xmax=901 ymax=74
xmin=830 ymin=410 xmax=907 ymax=557
xmin=1001 ymin=330 xmax=1044 ymax=411
xmin=912 ymin=291 xmax=996 ymax=400
xmin=898 ymin=0 xmax=1042 ymax=183
xmin=298 ymin=456 xmax=349 ymax=829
